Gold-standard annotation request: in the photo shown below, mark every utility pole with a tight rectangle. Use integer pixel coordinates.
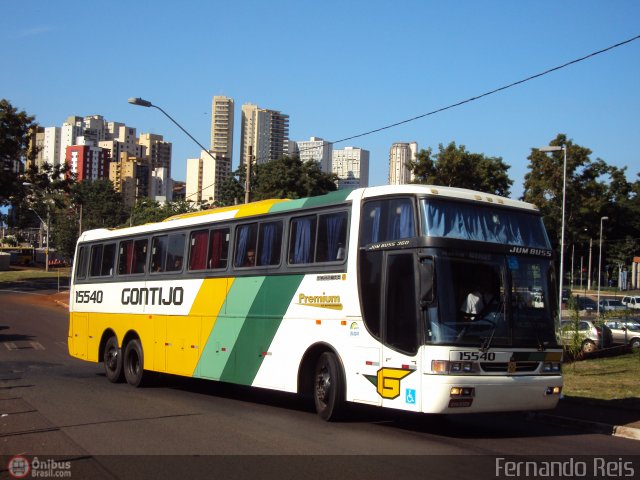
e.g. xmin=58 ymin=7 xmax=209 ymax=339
xmin=245 ymin=146 xmax=252 ymax=204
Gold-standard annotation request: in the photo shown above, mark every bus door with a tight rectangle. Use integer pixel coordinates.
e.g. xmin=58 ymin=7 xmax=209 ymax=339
xmin=379 ymin=251 xmax=422 ymax=412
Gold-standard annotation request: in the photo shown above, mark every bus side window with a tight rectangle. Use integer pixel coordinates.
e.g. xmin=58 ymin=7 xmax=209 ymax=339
xmin=166 ymin=233 xmax=185 ymax=272
xmin=118 ymin=240 xmax=133 ymax=275
xmin=189 ymin=230 xmax=208 ymax=270
xmin=151 ymin=236 xmax=167 ymax=272
xmin=208 ymin=228 xmax=229 ymax=269
xmin=257 ymin=221 xmax=283 ymax=266
xmin=235 ymin=223 xmax=258 ymax=268
xmin=289 ymin=215 xmax=317 ymax=264
xmin=75 ymin=246 xmax=88 ymax=280
xmin=132 ymin=239 xmax=148 ymax=274
xmin=101 ymin=244 xmax=116 ymax=276
xmin=361 ymin=198 xmax=415 ymax=246
xmin=315 ymin=211 xmax=347 ymax=262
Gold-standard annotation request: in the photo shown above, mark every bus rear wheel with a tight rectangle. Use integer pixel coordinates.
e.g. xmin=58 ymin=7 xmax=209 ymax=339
xmin=123 ymin=339 xmax=145 ymax=387
xmin=103 ymin=336 xmax=124 ymax=383
xmin=314 ymin=352 xmax=345 ymax=421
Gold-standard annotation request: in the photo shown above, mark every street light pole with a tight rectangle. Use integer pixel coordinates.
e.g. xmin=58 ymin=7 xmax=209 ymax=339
xmin=127 ymin=97 xmax=233 ymax=204
xmin=539 ymin=144 xmax=567 ymax=322
xmin=24 ymin=182 xmax=50 ymax=272
xmin=597 ymin=216 xmax=609 ymax=316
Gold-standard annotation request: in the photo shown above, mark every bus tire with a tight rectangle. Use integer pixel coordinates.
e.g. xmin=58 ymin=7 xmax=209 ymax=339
xmin=103 ymin=335 xmax=124 ymax=383
xmin=314 ymin=352 xmax=345 ymax=421
xmin=123 ymin=339 xmax=145 ymax=387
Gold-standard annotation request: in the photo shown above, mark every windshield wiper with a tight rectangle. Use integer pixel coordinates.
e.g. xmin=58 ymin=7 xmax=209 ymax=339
xmin=479 ymin=298 xmax=503 ymax=352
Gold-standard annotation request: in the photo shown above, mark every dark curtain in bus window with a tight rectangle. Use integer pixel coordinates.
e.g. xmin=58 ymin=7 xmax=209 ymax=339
xmin=101 ymin=244 xmax=116 ymax=276
xmin=151 ymin=236 xmax=167 ymax=272
xmin=76 ymin=246 xmax=87 ymax=280
xmin=385 ymin=253 xmax=418 ymax=354
xmin=361 ymin=203 xmax=382 ymax=246
xmin=189 ymin=230 xmax=208 ymax=270
xmin=89 ymin=244 xmax=103 ymax=277
xmin=390 ymin=199 xmax=415 ymax=239
xmin=132 ymin=239 xmax=147 ymax=274
xmin=166 ymin=234 xmax=185 ymax=272
xmin=258 ymin=222 xmax=282 ymax=266
xmin=209 ymin=228 xmax=229 ymax=269
xmin=235 ymin=224 xmax=257 ymax=267
xmin=290 ymin=216 xmax=316 ymax=264
xmin=118 ymin=240 xmax=132 ymax=275
xmin=316 ymin=212 xmax=347 ymax=262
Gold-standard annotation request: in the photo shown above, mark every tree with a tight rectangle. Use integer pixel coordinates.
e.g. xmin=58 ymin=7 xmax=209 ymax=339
xmin=53 ymin=179 xmax=128 ymax=259
xmin=0 ymin=99 xmax=38 ymax=205
xmin=409 ymin=142 xmax=513 ymax=196
xmin=128 ymin=198 xmax=196 ymax=227
xmin=523 ymin=134 xmax=640 ymax=285
xmin=216 ymin=156 xmax=338 ymax=206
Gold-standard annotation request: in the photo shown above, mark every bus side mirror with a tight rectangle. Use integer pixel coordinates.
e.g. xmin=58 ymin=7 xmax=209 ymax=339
xmin=419 ymin=256 xmax=434 ymax=309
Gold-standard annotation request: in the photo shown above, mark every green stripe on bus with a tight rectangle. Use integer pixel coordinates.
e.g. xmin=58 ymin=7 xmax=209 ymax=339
xmin=220 ymin=274 xmax=304 ymax=385
xmin=268 ymin=189 xmax=353 ymax=213
xmin=196 ymin=277 xmax=266 ymax=380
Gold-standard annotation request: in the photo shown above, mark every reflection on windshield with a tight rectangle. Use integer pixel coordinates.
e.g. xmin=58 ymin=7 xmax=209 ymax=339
xmin=426 ymin=254 xmax=558 ymax=348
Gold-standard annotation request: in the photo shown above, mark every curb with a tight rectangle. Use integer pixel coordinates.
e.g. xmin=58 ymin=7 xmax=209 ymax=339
xmin=531 ymin=412 xmax=640 ymax=441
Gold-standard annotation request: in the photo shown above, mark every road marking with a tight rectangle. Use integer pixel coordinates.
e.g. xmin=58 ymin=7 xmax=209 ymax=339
xmin=30 ymin=342 xmax=45 ymax=350
xmin=3 ymin=342 xmax=46 ymax=351
xmin=4 ymin=343 xmax=18 ymax=351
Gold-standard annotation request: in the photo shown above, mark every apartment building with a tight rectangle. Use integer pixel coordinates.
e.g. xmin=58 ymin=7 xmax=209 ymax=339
xmin=292 ymin=136 xmax=333 ymax=173
xmin=240 ymin=103 xmax=289 ymax=168
xmin=389 ymin=142 xmax=417 ymax=185
xmin=332 ymin=147 xmax=370 ymax=190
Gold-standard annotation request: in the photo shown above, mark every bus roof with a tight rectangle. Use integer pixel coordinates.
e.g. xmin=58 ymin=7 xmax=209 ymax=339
xmin=77 ymin=185 xmax=538 ymax=243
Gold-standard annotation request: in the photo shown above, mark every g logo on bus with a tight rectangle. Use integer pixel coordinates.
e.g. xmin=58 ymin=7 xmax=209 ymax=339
xmin=364 ymin=368 xmax=414 ymax=399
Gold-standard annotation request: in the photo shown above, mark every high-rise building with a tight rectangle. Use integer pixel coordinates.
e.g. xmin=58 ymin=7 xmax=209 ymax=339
xmin=27 ymin=127 xmax=45 ymax=171
xmin=65 ymin=143 xmax=109 ymax=182
xmin=109 ymin=152 xmax=149 ymax=208
xmin=42 ymin=127 xmax=61 ymax=169
xmin=240 ymin=103 xmax=289 ymax=168
xmin=332 ymin=147 xmax=370 ymax=190
xmin=139 ymin=133 xmax=172 ymax=176
xmin=210 ymin=96 xmax=234 ymax=161
xmin=293 ymin=136 xmax=333 ymax=173
xmin=389 ymin=142 xmax=417 ymax=185
xmin=186 ymin=150 xmax=229 ymax=205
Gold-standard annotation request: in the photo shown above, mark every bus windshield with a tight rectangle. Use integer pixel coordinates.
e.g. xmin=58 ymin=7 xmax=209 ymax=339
xmin=422 ymin=198 xmax=551 ymax=249
xmin=426 ymin=253 xmax=559 ymax=349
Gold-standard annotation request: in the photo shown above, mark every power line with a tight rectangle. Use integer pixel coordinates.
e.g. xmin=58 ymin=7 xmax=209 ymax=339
xmin=190 ymin=34 xmax=640 ymax=203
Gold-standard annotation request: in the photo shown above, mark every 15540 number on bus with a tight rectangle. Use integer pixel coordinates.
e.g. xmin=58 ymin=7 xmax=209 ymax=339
xmin=75 ymin=290 xmax=104 ymax=304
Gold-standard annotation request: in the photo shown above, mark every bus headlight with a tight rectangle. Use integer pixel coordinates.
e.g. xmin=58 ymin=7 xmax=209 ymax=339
xmin=431 ymin=360 xmax=478 ymax=374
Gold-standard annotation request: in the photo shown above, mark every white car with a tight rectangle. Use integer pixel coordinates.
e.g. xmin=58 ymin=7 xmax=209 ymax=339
xmin=621 ymin=296 xmax=640 ymax=310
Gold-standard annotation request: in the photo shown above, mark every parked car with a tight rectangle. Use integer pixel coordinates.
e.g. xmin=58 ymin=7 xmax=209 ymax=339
xmin=570 ymin=295 xmax=597 ymax=312
xmin=605 ymin=319 xmax=640 ymax=349
xmin=561 ymin=289 xmax=571 ymax=303
xmin=598 ymin=299 xmax=627 ymax=312
xmin=621 ymin=296 xmax=640 ymax=310
xmin=560 ymin=319 xmax=613 ymax=353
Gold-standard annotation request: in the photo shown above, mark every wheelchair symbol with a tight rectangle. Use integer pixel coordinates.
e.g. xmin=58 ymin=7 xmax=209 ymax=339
xmin=406 ymin=388 xmax=416 ymax=405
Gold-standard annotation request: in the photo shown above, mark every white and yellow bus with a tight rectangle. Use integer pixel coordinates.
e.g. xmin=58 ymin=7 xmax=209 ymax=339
xmin=68 ymin=185 xmax=562 ymax=420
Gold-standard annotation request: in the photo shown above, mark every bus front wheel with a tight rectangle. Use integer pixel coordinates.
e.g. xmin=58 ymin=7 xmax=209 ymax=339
xmin=123 ymin=339 xmax=145 ymax=387
xmin=103 ymin=336 xmax=124 ymax=383
xmin=314 ymin=352 xmax=345 ymax=421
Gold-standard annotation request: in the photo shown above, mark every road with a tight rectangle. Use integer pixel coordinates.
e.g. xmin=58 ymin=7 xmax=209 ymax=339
xmin=1 ymin=287 xmax=639 ymax=479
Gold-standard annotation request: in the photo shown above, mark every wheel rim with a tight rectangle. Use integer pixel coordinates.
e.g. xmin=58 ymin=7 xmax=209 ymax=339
xmin=315 ymin=362 xmax=331 ymax=406
xmin=583 ymin=341 xmax=596 ymax=353
xmin=106 ymin=345 xmax=118 ymax=372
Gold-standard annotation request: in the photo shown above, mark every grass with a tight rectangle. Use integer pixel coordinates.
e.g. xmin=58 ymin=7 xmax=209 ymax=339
xmin=562 ymin=352 xmax=640 ymax=409
xmin=0 ymin=267 xmax=71 ymax=283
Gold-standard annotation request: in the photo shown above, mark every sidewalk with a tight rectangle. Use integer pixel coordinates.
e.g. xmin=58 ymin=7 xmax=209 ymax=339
xmin=49 ymin=291 xmax=639 ymax=441
xmin=534 ymin=397 xmax=640 ymax=441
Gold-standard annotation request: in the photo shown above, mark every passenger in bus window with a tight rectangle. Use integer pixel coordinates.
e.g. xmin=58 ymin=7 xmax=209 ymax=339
xmin=243 ymin=249 xmax=256 ymax=267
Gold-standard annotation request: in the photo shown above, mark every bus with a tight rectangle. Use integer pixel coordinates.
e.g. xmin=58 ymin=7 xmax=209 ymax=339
xmin=68 ymin=185 xmax=563 ymax=420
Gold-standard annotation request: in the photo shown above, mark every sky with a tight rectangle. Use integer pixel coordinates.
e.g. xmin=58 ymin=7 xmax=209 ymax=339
xmin=2 ymin=0 xmax=639 ymax=200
